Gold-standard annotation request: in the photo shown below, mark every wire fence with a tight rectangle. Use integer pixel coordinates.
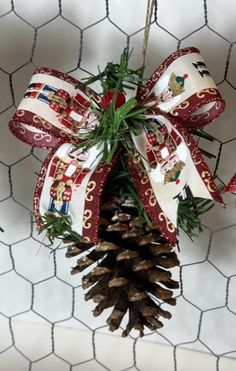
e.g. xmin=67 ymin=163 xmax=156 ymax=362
xmin=0 ymin=0 xmax=236 ymax=370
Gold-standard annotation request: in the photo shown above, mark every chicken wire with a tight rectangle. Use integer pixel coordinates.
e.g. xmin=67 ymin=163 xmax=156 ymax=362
xmin=0 ymin=0 xmax=236 ymax=370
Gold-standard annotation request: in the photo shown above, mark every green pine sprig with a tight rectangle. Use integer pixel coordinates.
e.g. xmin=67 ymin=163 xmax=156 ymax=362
xmin=39 ymin=211 xmax=82 ymax=246
xmin=83 ymin=48 xmax=145 ymax=92
xmin=78 ymin=97 xmax=146 ymax=163
xmin=177 ymin=197 xmax=214 ymax=240
xmin=38 ymin=196 xmax=215 ymax=245
xmin=77 ymin=50 xmax=149 ymax=164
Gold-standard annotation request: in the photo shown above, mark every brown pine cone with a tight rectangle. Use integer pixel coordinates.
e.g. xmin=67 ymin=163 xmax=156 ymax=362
xmin=66 ymin=194 xmax=180 ymax=337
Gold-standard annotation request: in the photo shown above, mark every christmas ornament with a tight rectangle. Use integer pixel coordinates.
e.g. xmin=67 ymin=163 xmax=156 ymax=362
xmin=9 ymin=47 xmax=226 ymax=336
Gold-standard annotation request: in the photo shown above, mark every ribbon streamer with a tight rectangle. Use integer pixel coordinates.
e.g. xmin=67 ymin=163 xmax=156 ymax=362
xmin=9 ymin=47 xmax=225 ymax=245
xmin=225 ymin=174 xmax=236 ymax=193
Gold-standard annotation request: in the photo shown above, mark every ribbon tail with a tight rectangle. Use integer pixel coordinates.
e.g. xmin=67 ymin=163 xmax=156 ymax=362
xmin=225 ymin=173 xmax=236 ymax=193
xmin=129 ymin=113 xmax=224 ymax=245
xmin=180 ymin=127 xmax=224 ymax=206
xmin=34 ymin=143 xmax=121 ymax=244
xmin=128 ymin=153 xmax=177 ymax=246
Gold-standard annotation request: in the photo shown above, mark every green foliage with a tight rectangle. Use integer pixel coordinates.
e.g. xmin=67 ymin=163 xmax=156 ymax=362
xmin=79 ymin=50 xmax=148 ymax=164
xmin=83 ymin=48 xmax=144 ymax=92
xmin=39 ymin=211 xmax=82 ymax=246
xmin=39 ymin=188 xmax=213 ymax=245
xmin=178 ymin=197 xmax=214 ymax=240
xmin=78 ymin=97 xmax=146 ymax=164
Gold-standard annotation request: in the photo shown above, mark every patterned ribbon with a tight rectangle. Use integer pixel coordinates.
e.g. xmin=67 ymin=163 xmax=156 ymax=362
xmin=225 ymin=174 xmax=236 ymax=193
xmin=9 ymin=47 xmax=225 ymax=245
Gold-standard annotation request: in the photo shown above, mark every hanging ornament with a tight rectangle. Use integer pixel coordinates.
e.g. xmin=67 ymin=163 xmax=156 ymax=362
xmin=8 ymin=46 xmax=227 ymax=336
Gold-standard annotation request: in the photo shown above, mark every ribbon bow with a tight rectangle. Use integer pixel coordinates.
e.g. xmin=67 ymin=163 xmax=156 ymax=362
xmin=9 ymin=47 xmax=225 ymax=246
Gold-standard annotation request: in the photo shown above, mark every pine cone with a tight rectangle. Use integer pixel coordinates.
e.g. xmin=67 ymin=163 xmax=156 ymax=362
xmin=66 ymin=194 xmax=180 ymax=337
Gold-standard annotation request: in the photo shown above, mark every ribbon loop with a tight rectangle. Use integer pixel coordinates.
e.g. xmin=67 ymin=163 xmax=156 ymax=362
xmin=138 ymin=47 xmax=225 ymax=130
xmin=9 ymin=67 xmax=100 ymax=149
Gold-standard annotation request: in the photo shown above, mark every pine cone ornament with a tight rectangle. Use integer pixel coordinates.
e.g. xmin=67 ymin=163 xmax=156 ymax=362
xmin=8 ymin=47 xmax=226 ymax=338
xmin=66 ymin=193 xmax=180 ymax=337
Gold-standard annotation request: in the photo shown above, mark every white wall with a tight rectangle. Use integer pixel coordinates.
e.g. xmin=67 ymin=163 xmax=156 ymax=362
xmin=0 ymin=0 xmax=236 ymax=370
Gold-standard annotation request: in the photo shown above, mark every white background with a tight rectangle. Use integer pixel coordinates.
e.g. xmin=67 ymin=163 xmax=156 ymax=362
xmin=0 ymin=1 xmax=236 ymax=370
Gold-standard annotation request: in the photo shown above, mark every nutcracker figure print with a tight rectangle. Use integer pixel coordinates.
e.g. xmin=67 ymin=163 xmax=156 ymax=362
xmin=145 ymin=118 xmax=188 ymax=185
xmin=48 ymin=146 xmax=90 ymax=215
xmin=153 ymin=72 xmax=188 ymax=110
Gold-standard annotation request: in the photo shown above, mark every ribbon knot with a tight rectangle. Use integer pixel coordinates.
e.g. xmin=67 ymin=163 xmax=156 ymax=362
xmin=9 ymin=47 xmax=225 ymax=246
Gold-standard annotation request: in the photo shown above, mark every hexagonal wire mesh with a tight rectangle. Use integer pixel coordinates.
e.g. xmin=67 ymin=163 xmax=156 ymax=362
xmin=0 ymin=0 xmax=236 ymax=370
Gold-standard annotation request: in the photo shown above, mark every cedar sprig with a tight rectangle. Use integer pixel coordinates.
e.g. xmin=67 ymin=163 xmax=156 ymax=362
xmin=83 ymin=48 xmax=145 ymax=92
xmin=78 ymin=97 xmax=146 ymax=163
xmin=39 ymin=211 xmax=82 ymax=245
xmin=177 ymin=197 xmax=214 ymax=239
xmin=38 ymin=197 xmax=214 ymax=245
xmin=78 ymin=50 xmax=149 ymax=164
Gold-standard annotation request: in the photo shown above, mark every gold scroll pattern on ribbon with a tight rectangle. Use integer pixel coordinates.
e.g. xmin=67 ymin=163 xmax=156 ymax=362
xmin=134 ymin=152 xmax=149 ymax=185
xmin=59 ymin=130 xmax=76 ymax=143
xmin=133 ymin=152 xmax=141 ymax=165
xmin=16 ymin=109 xmax=25 ymax=117
xmin=170 ymin=100 xmax=190 ymax=116
xmin=95 ymin=164 xmax=105 ymax=174
xmin=190 ymin=147 xmax=202 ymax=166
xmin=201 ymin=170 xmax=217 ymax=192
xmin=83 ymin=209 xmax=92 ymax=229
xmin=158 ymin=212 xmax=176 ymax=233
xmin=86 ymin=181 xmax=96 ymax=202
xmin=196 ymin=88 xmax=218 ymax=99
xmin=33 ymin=115 xmax=52 ymax=130
xmin=59 ymin=130 xmax=69 ymax=138
xmin=144 ymin=188 xmax=157 ymax=206
xmin=140 ymin=170 xmax=149 ymax=185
